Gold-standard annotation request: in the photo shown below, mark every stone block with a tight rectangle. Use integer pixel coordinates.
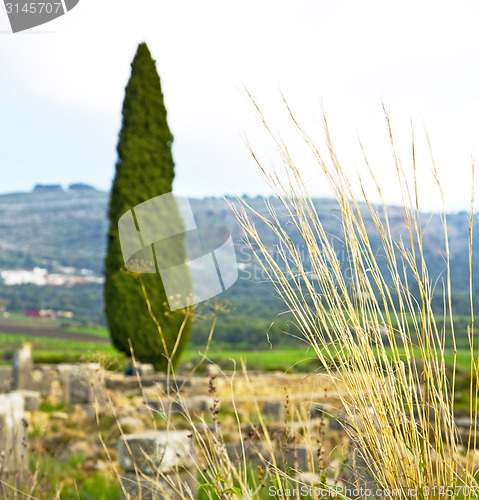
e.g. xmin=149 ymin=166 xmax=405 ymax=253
xmin=118 ymin=430 xmax=195 ymax=475
xmin=170 ymin=396 xmax=212 ymax=416
xmin=261 ymin=399 xmax=284 ymax=420
xmin=206 ymin=364 xmax=221 ymax=378
xmin=70 ymin=376 xmax=95 ymax=404
xmin=140 ymin=364 xmax=155 ymax=377
xmin=29 ymin=366 xmax=51 ymax=396
xmin=119 ymin=469 xmax=197 ymax=500
xmin=12 ymin=344 xmax=32 ymax=390
xmin=184 ymin=377 xmax=209 ymax=395
xmin=0 ymin=393 xmax=27 ymax=475
xmin=124 ymin=362 xmax=155 ymax=378
xmin=0 ymin=366 xmax=12 ymax=393
xmin=55 ymin=364 xmax=76 ymax=405
xmin=455 ymin=417 xmax=474 ymax=430
xmin=69 ymin=364 xmax=105 ymax=404
xmin=106 ymin=374 xmax=162 ymax=391
xmin=83 ymin=404 xmax=98 ymax=423
xmin=308 ymin=402 xmax=337 ymax=420
xmin=225 ymin=442 xmax=311 ymax=471
xmin=154 ymin=375 xmax=191 ymax=393
xmin=342 ymin=439 xmax=379 ymax=494
xmin=9 ymin=390 xmax=40 ymax=411
xmin=106 ymin=375 xmax=142 ymax=391
xmin=144 ymin=399 xmax=166 ymax=412
xmin=118 ymin=417 xmax=145 ymax=434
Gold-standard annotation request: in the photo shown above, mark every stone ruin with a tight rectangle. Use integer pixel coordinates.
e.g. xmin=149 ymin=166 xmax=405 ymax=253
xmin=0 ymin=393 xmax=27 ymax=478
xmin=0 ymin=345 xmax=108 ymax=477
xmin=0 ymin=344 xmax=201 ymax=497
xmin=2 ymin=343 xmax=477 ymax=498
xmin=118 ymin=430 xmax=197 ymax=500
xmin=0 ymin=345 xmax=423 ymax=498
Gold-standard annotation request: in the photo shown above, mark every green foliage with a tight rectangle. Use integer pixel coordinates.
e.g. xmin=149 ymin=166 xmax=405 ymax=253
xmin=0 ymin=282 xmax=105 ymax=323
xmin=38 ymin=401 xmax=73 ymax=413
xmin=22 ymin=452 xmax=119 ymax=500
xmin=104 ymin=43 xmax=192 ymax=371
xmin=0 ymin=331 xmax=118 ymax=366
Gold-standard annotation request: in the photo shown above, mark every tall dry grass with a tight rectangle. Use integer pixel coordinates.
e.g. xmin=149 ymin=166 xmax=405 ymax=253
xmin=230 ymin=98 xmax=479 ymax=497
xmin=3 ymin=102 xmax=478 ymax=500
xmin=117 ymin=101 xmax=479 ymax=499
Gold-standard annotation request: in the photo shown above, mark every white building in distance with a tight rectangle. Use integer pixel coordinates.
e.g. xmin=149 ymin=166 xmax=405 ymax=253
xmin=0 ymin=267 xmax=48 ymax=286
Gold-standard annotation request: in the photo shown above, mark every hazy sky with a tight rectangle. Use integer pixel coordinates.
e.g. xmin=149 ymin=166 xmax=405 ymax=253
xmin=1 ymin=0 xmax=479 ymax=211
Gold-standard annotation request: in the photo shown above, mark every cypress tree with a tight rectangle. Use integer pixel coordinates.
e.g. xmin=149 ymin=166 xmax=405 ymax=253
xmin=104 ymin=42 xmax=192 ymax=371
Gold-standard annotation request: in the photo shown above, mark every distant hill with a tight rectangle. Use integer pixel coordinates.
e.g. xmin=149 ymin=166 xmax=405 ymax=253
xmin=33 ymin=184 xmax=63 ymax=192
xmin=68 ymin=183 xmax=97 ymax=191
xmin=0 ymin=190 xmax=475 ymax=345
xmin=0 ymin=190 xmax=108 ymax=273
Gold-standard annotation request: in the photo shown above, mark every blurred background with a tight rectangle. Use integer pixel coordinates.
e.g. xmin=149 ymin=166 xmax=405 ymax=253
xmin=1 ymin=0 xmax=479 ymax=369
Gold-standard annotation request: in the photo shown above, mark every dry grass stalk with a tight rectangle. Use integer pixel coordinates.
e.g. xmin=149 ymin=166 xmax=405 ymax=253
xmin=230 ymin=97 xmax=479 ymax=497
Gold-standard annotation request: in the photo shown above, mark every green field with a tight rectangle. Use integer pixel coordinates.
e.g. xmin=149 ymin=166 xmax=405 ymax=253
xmin=184 ymin=345 xmax=479 ymax=373
xmin=183 ymin=346 xmax=318 ymax=372
xmin=0 ymin=317 xmax=478 ymax=374
xmin=0 ymin=331 xmax=118 ymax=365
